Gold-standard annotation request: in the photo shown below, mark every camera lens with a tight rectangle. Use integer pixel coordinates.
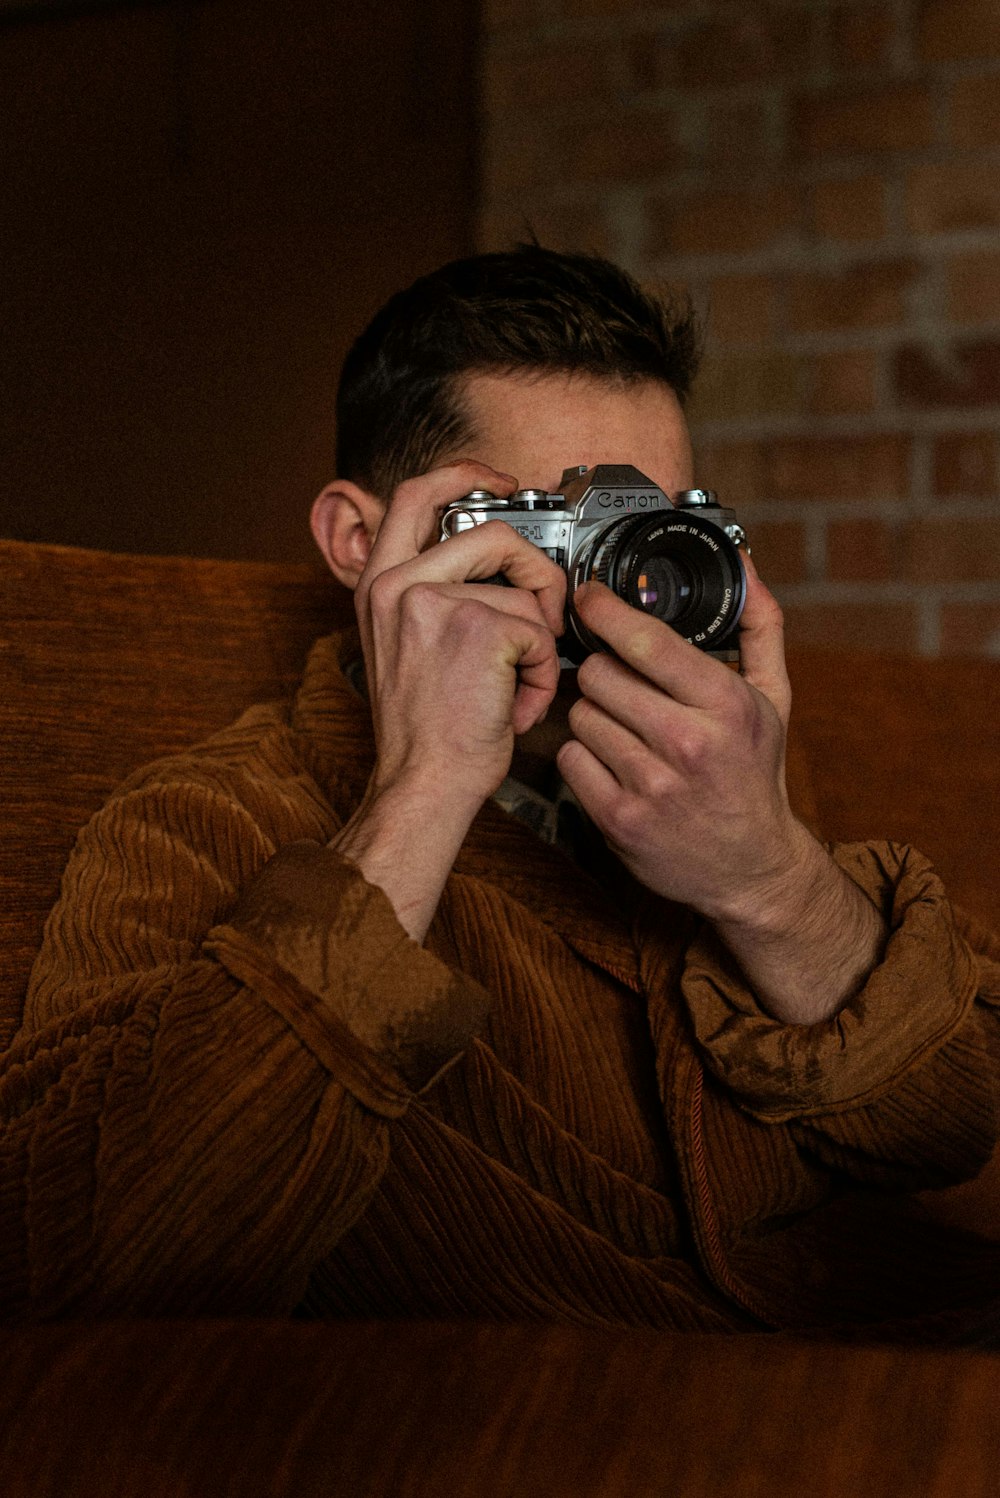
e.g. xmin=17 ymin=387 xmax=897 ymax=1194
xmin=572 ymin=510 xmax=746 ymax=657
xmin=634 ymin=554 xmax=697 ymax=625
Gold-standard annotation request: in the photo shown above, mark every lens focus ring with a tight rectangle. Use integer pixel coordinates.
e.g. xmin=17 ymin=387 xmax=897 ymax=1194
xmin=572 ymin=512 xmax=746 ymax=655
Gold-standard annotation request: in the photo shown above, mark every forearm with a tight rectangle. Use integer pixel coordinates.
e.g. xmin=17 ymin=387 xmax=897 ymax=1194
xmin=10 ymin=957 xmax=392 ymax=1317
xmin=710 ymin=827 xmax=886 ymax=1025
xmin=19 ymin=796 xmax=487 ymax=1315
xmin=330 ymin=776 xmax=480 ymax=944
xmin=679 ymin=842 xmax=991 ymax=1199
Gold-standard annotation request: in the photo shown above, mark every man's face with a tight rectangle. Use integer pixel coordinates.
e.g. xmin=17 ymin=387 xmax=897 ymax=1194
xmin=449 ymin=370 xmax=694 ymax=496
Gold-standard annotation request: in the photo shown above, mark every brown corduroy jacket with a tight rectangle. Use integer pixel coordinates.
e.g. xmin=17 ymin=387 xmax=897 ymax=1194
xmin=11 ymin=630 xmax=1000 ymax=1331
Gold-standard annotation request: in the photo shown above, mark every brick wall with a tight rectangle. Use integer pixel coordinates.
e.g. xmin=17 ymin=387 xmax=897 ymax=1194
xmin=480 ymin=0 xmax=1000 ymax=656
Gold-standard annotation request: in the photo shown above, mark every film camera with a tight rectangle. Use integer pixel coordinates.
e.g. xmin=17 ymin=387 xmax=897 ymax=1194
xmin=440 ymin=464 xmax=748 ymax=665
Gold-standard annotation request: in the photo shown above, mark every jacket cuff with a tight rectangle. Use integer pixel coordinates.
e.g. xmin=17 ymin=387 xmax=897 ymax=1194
xmin=205 ymin=841 xmax=491 ymax=1097
xmin=681 ymin=842 xmax=979 ymax=1120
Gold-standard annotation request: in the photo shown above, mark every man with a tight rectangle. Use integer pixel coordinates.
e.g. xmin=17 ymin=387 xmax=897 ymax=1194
xmin=13 ymin=247 xmax=1000 ymax=1332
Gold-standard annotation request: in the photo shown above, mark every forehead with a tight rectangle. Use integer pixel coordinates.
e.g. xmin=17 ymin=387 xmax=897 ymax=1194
xmin=453 ymin=370 xmax=694 ymax=494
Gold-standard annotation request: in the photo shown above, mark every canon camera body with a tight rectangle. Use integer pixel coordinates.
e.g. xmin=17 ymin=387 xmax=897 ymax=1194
xmin=440 ymin=463 xmax=748 ymax=665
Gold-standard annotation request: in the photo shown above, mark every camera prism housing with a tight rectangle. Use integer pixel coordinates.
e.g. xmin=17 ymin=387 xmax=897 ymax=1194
xmin=440 ymin=463 xmax=748 ymax=665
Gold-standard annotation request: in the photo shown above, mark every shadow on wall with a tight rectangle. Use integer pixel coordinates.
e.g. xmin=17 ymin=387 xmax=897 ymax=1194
xmin=0 ymin=0 xmax=477 ymax=562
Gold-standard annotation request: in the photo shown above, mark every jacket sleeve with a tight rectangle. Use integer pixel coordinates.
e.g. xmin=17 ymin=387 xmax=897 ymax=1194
xmin=677 ymin=842 xmax=1000 ymax=1192
xmin=6 ymin=763 xmax=490 ymax=1320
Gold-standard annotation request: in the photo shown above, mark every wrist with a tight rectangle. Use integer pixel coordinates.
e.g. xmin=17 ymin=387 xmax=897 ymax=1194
xmin=367 ymin=763 xmax=489 ymax=833
xmin=329 ymin=774 xmax=482 ymax=945
xmin=709 ymin=827 xmax=887 ymax=1024
xmin=707 ymin=819 xmax=826 ymax=940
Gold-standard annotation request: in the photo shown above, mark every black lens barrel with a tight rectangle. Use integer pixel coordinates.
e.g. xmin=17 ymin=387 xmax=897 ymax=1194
xmin=571 ymin=510 xmax=746 ymax=657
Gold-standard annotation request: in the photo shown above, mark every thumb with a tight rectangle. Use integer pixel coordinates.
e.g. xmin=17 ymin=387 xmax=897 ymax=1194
xmin=737 ymin=553 xmax=791 ymax=723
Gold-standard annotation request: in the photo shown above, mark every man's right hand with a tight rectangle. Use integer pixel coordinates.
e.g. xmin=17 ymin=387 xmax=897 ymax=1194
xmin=330 ymin=461 xmax=566 ymax=943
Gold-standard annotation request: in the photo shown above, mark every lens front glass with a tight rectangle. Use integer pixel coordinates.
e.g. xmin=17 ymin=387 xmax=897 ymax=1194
xmin=634 ymin=554 xmax=697 ymax=625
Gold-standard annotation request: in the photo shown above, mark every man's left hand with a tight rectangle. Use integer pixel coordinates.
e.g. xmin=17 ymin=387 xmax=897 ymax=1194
xmin=557 ymin=562 xmax=885 ymax=1024
xmin=557 ymin=560 xmax=806 ymax=924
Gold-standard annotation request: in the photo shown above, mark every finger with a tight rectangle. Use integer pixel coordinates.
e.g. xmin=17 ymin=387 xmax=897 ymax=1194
xmin=427 ymin=584 xmax=563 ymax=731
xmin=737 ymin=553 xmax=791 ymax=722
xmin=367 ymin=462 xmax=518 ymax=575
xmin=572 ymin=581 xmax=730 ymax=710
xmin=509 ymin=621 xmax=562 ymax=734
xmin=555 ymin=737 xmax=624 ymax=828
xmin=414 ymin=579 xmax=552 ymax=629
xmin=567 ymin=694 xmax=662 ymax=790
xmin=392 ymin=586 xmax=560 ymax=735
xmin=451 ymin=600 xmax=559 ymax=735
xmin=404 ymin=522 xmax=566 ymax=636
xmin=574 ymin=652 xmax=697 ymax=756
xmin=396 ymin=578 xmax=561 ymax=668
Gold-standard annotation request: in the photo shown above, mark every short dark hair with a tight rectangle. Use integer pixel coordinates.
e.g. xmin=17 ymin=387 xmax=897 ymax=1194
xmin=335 ymin=245 xmax=702 ymax=500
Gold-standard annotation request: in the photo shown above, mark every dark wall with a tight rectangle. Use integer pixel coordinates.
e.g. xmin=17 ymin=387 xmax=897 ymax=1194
xmin=0 ymin=0 xmax=478 ymax=561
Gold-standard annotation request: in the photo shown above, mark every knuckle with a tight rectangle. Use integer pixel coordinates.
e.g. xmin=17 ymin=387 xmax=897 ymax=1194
xmin=391 ymin=474 xmax=425 ymax=507
xmin=669 ymin=723 xmax=709 ymax=773
xmin=709 ymin=668 xmax=752 ymax=726
xmin=479 ymin=518 xmax=516 ymax=545
xmin=635 ymin=756 xmax=674 ymax=803
xmin=576 ymin=651 xmax=612 ymax=695
xmin=400 ymin=579 xmax=436 ymax=612
xmin=603 ymin=792 xmax=642 ymax=847
xmin=397 ymin=580 xmax=452 ymax=635
xmin=367 ymin=569 xmax=399 ymax=614
xmin=567 ymin=697 xmax=594 ymax=738
xmin=726 ymin=683 xmax=760 ymax=738
xmin=448 ymin=598 xmax=497 ymax=643
xmin=759 ymin=592 xmax=784 ymax=632
xmin=451 ymin=596 xmax=486 ymax=626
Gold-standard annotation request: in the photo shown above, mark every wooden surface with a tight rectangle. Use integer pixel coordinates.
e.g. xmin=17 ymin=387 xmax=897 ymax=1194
xmin=0 ymin=1320 xmax=997 ymax=1497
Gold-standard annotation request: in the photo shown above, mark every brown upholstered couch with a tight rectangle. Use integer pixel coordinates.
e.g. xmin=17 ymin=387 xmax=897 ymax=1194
xmin=1 ymin=537 xmax=999 ymax=1495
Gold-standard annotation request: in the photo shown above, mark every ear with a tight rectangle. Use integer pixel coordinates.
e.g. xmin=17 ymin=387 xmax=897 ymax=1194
xmin=310 ymin=480 xmax=385 ymax=590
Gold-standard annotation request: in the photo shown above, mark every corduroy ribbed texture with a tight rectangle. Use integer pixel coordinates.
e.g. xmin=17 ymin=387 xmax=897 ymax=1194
xmin=9 ymin=628 xmax=1000 ymax=1335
